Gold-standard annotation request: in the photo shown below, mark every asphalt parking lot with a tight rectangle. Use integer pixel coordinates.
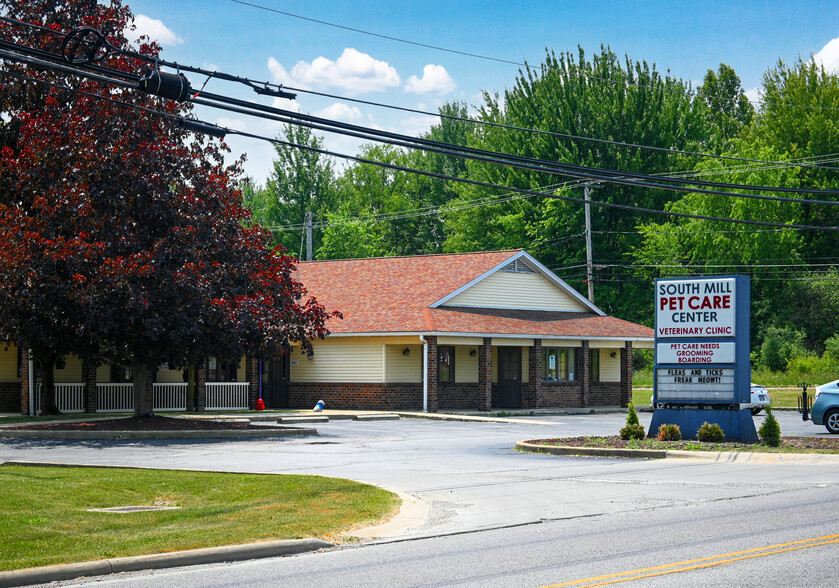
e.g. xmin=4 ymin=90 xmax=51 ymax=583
xmin=2 ymin=410 xmax=836 ymax=539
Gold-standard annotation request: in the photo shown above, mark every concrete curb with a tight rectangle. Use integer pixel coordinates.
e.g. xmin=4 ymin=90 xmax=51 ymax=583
xmin=0 ymin=427 xmax=317 ymax=440
xmin=516 ymin=441 xmax=839 ymax=464
xmin=0 ymin=538 xmax=332 ymax=587
xmin=515 ymin=440 xmax=666 ymax=459
xmin=350 ymin=490 xmax=428 ymax=539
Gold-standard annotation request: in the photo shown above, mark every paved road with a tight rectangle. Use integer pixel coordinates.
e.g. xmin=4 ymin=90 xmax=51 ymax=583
xmin=3 ymin=410 xmax=838 ymax=586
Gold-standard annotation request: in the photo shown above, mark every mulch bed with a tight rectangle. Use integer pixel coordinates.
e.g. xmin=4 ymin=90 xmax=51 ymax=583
xmin=530 ymin=435 xmax=839 ymax=452
xmin=11 ymin=416 xmax=256 ymax=431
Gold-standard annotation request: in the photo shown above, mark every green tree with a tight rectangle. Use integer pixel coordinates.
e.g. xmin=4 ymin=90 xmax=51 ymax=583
xmin=442 ymin=46 xmax=707 ymax=322
xmin=246 ymin=124 xmax=336 ymax=257
xmin=635 ymin=58 xmax=839 ymax=352
xmin=695 ymin=63 xmax=755 ymax=152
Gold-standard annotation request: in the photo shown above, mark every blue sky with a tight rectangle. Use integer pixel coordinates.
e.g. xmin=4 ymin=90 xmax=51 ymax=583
xmin=125 ymin=0 xmax=839 ymax=184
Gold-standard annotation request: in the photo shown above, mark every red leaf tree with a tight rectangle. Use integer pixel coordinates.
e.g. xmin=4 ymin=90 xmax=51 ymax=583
xmin=0 ymin=0 xmax=337 ymax=415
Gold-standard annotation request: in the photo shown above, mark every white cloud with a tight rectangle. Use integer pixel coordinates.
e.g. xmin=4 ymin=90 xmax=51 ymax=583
xmin=813 ymin=37 xmax=839 ymax=73
xmin=744 ymin=86 xmax=761 ymax=105
xmin=125 ymin=14 xmax=183 ymax=47
xmin=316 ymin=103 xmax=362 ymax=121
xmin=404 ymin=64 xmax=456 ymax=95
xmin=269 ymin=49 xmax=400 ymax=95
xmin=399 ymin=115 xmax=434 ymax=137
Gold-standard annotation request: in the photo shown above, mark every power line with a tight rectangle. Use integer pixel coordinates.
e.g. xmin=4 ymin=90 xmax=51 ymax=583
xmin=227 ymin=1 xmax=839 ymax=114
xmin=5 ymin=35 xmax=839 ymax=235
xmin=280 ymin=83 xmax=839 ymax=173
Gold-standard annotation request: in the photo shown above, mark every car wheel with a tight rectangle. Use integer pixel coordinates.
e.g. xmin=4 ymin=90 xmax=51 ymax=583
xmin=825 ymin=410 xmax=839 ymax=434
xmin=751 ymin=407 xmax=762 ymax=415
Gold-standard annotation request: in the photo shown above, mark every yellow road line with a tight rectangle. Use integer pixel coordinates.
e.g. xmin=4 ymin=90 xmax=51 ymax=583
xmin=540 ymin=534 xmax=839 ymax=588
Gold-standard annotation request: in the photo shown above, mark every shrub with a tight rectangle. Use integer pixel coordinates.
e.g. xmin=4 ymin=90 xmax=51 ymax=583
xmin=758 ymin=408 xmax=782 ymax=447
xmin=625 ymin=402 xmax=640 ymax=426
xmin=620 ymin=423 xmax=646 ymax=440
xmin=657 ymin=424 xmax=681 ymax=441
xmin=824 ymin=334 xmax=839 ymax=365
xmin=696 ymin=422 xmax=725 ymax=442
xmin=759 ymin=325 xmax=808 ymax=372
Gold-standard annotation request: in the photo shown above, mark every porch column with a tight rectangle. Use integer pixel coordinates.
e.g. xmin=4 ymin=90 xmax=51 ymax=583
xmin=426 ymin=336 xmax=438 ymax=412
xmin=478 ymin=338 xmax=492 ymax=411
xmin=195 ymin=365 xmax=206 ymax=412
xmin=246 ymin=356 xmax=259 ymax=409
xmin=143 ymin=368 xmax=155 ymax=415
xmin=82 ymin=359 xmax=97 ymax=413
xmin=20 ymin=348 xmax=30 ymax=416
xmin=523 ymin=339 xmax=541 ymax=409
xmin=581 ymin=340 xmax=591 ymax=407
xmin=620 ymin=342 xmax=633 ymax=408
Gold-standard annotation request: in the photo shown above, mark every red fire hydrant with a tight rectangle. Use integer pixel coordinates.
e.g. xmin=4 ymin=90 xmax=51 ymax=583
xmin=255 ymin=398 xmax=265 ymax=411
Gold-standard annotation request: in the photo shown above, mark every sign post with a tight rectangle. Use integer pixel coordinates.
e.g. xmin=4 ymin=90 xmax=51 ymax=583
xmin=649 ymin=275 xmax=757 ymax=442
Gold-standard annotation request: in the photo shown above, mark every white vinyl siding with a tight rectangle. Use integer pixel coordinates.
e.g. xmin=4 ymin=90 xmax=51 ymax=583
xmin=157 ymin=369 xmax=185 ymax=384
xmin=292 ymin=339 xmax=385 ymax=383
xmin=55 ymin=354 xmax=82 ymax=383
xmin=96 ymin=364 xmax=110 ymax=382
xmin=444 ymin=271 xmax=588 ymax=311
xmin=0 ymin=345 xmax=18 ymax=381
xmin=385 ymin=345 xmax=422 ymax=383
xmin=455 ymin=346 xmax=478 ymax=383
xmin=599 ymin=350 xmax=621 ymax=383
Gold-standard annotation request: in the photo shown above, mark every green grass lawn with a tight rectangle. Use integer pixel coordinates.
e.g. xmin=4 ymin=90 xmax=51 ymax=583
xmin=0 ymin=465 xmax=399 ymax=571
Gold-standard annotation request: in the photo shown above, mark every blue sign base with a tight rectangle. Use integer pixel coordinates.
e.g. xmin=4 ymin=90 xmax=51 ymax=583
xmin=648 ymin=408 xmax=758 ymax=443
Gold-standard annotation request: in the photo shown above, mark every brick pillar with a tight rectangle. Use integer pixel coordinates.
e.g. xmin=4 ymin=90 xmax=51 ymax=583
xmin=82 ymin=359 xmax=97 ymax=413
xmin=478 ymin=337 xmax=492 ymax=411
xmin=620 ymin=342 xmax=633 ymax=408
xmin=523 ymin=339 xmax=541 ymax=409
xmin=425 ymin=336 xmax=438 ymax=412
xmin=195 ymin=366 xmax=206 ymax=412
xmin=20 ymin=348 xmax=30 ymax=416
xmin=144 ymin=368 xmax=155 ymax=414
xmin=581 ymin=341 xmax=590 ymax=407
xmin=246 ymin=356 xmax=259 ymax=409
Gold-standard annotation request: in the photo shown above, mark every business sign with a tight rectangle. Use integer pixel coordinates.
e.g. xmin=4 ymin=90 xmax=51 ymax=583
xmin=650 ymin=275 xmax=756 ymax=442
xmin=656 ymin=367 xmax=735 ymax=401
xmin=656 ymin=277 xmax=735 ymax=338
xmin=656 ymin=341 xmax=735 ymax=364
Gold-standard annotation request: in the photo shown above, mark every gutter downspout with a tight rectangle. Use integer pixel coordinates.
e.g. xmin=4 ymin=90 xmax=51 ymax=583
xmin=420 ymin=335 xmax=428 ymax=413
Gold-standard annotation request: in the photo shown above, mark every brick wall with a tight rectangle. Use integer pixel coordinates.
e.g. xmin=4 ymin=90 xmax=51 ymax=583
xmin=538 ymin=381 xmax=583 ymax=408
xmin=478 ymin=338 xmax=492 ymax=411
xmin=425 ymin=336 xmax=438 ymax=412
xmin=620 ymin=343 xmax=633 ymax=407
xmin=83 ymin=359 xmax=97 ymax=413
xmin=522 ymin=339 xmax=541 ymax=409
xmin=438 ymin=382 xmax=481 ymax=410
xmin=289 ymin=382 xmax=423 ymax=410
xmin=246 ymin=356 xmax=259 ymax=409
xmin=580 ymin=341 xmax=590 ymax=407
xmin=590 ymin=382 xmax=621 ymax=406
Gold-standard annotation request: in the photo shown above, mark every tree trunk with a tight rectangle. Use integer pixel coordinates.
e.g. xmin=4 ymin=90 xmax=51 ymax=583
xmin=40 ymin=351 xmax=61 ymax=415
xmin=186 ymin=364 xmax=196 ymax=411
xmin=132 ymin=361 xmax=152 ymax=418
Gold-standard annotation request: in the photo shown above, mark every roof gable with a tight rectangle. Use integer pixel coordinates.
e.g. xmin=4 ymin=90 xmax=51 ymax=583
xmin=431 ymin=250 xmax=603 ymax=316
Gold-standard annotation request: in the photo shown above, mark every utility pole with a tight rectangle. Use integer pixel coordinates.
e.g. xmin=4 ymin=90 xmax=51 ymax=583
xmin=583 ymin=183 xmax=599 ymax=303
xmin=305 ymin=211 xmax=313 ymax=262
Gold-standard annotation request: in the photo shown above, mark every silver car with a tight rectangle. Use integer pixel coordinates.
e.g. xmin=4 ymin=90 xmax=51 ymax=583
xmin=745 ymin=383 xmax=771 ymax=415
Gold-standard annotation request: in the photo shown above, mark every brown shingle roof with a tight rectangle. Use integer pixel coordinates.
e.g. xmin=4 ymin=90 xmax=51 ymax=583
xmin=296 ymin=251 xmax=653 ymax=340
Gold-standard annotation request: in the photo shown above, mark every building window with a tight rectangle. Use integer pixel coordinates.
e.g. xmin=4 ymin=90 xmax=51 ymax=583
xmin=438 ymin=346 xmax=455 ymax=383
xmin=207 ymin=357 xmax=238 ymax=382
xmin=542 ymin=348 xmax=577 ymax=381
xmin=589 ymin=349 xmax=600 ymax=383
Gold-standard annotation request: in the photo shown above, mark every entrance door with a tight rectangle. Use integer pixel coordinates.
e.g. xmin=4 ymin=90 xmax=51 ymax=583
xmin=498 ymin=347 xmax=522 ymax=408
xmin=263 ymin=355 xmax=290 ymax=409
